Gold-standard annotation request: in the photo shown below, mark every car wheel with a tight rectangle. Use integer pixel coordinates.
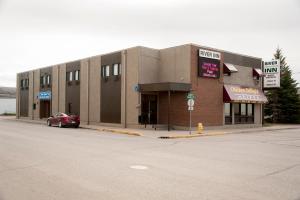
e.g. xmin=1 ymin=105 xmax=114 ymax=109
xmin=58 ymin=121 xmax=63 ymax=128
xmin=75 ymin=124 xmax=79 ymax=128
xmin=47 ymin=120 xmax=51 ymax=126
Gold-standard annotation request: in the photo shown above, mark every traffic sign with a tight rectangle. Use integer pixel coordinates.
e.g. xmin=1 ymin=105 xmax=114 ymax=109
xmin=187 ymin=92 xmax=195 ymax=100
xmin=188 ymin=106 xmax=194 ymax=111
xmin=187 ymin=99 xmax=194 ymax=107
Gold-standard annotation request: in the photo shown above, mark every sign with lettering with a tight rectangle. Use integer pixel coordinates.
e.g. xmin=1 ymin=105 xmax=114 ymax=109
xmin=223 ymin=85 xmax=268 ymax=103
xmin=198 ymin=57 xmax=220 ymax=78
xmin=199 ymin=49 xmax=221 ymax=60
xmin=198 ymin=49 xmax=221 ymax=78
xmin=39 ymin=91 xmax=51 ymax=100
xmin=263 ymin=59 xmax=280 ymax=88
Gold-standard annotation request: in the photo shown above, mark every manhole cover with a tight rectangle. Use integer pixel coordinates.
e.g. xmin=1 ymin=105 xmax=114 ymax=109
xmin=130 ymin=165 xmax=148 ymax=170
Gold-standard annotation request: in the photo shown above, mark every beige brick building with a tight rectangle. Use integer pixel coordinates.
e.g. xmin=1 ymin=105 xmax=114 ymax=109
xmin=16 ymin=43 xmax=267 ymax=130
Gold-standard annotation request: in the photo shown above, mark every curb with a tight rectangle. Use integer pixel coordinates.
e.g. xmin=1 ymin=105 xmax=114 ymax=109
xmin=158 ymin=132 xmax=226 ymax=139
xmin=158 ymin=134 xmax=203 ymax=139
xmin=101 ymin=128 xmax=142 ymax=137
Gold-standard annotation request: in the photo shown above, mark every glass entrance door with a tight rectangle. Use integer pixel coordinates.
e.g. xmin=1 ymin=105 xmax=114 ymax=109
xmin=141 ymin=94 xmax=158 ymax=124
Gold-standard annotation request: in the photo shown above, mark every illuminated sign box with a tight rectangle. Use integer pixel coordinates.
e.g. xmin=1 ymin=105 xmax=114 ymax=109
xmin=198 ymin=49 xmax=221 ymax=78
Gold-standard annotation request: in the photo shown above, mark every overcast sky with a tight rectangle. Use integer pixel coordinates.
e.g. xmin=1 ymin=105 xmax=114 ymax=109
xmin=0 ymin=0 xmax=299 ymax=87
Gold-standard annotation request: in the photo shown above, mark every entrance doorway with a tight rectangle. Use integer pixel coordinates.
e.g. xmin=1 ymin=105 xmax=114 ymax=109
xmin=40 ymin=100 xmax=51 ymax=118
xmin=140 ymin=94 xmax=158 ymax=124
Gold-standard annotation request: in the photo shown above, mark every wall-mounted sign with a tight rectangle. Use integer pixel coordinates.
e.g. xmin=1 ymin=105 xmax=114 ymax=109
xmin=133 ymin=84 xmax=140 ymax=92
xmin=198 ymin=49 xmax=221 ymax=78
xmin=263 ymin=59 xmax=280 ymax=88
xmin=199 ymin=49 xmax=221 ymax=60
xmin=198 ymin=57 xmax=220 ymax=78
xmin=39 ymin=91 xmax=51 ymax=100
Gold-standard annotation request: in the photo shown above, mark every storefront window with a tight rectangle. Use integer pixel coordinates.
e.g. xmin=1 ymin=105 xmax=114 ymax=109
xmin=224 ymin=103 xmax=231 ymax=116
xmin=234 ymin=104 xmax=240 ymax=115
xmin=234 ymin=103 xmax=254 ymax=124
xmin=247 ymin=104 xmax=253 ymax=116
xmin=241 ymin=104 xmax=246 ymax=115
xmin=224 ymin=103 xmax=232 ymax=125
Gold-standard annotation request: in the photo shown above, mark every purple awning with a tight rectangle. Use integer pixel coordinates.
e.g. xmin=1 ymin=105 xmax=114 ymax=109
xmin=223 ymin=84 xmax=268 ymax=104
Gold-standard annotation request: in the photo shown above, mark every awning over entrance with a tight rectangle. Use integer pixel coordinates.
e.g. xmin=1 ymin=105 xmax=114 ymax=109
xmin=138 ymin=82 xmax=191 ymax=92
xmin=223 ymin=84 xmax=268 ymax=104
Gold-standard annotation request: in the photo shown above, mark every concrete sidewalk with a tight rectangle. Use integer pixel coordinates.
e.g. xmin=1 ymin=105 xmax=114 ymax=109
xmin=3 ymin=116 xmax=300 ymax=139
xmin=81 ymin=123 xmax=300 ymax=139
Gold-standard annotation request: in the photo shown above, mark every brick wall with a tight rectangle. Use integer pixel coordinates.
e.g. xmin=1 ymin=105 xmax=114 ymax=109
xmin=190 ymin=45 xmax=224 ymax=126
xmin=158 ymin=45 xmax=224 ymax=127
xmin=158 ymin=91 xmax=189 ymax=127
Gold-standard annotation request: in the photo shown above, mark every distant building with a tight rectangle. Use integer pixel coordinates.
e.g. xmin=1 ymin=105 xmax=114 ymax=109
xmin=0 ymin=87 xmax=16 ymax=98
xmin=0 ymin=87 xmax=16 ymax=114
xmin=16 ymin=44 xmax=267 ymax=129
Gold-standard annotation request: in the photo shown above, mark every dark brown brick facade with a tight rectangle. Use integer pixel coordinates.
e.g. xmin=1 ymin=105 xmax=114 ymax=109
xmin=158 ymin=91 xmax=189 ymax=127
xmin=189 ymin=45 xmax=224 ymax=126
xmin=158 ymin=45 xmax=224 ymax=127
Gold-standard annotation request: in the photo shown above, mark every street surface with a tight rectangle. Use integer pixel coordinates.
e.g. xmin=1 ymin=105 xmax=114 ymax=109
xmin=0 ymin=117 xmax=299 ymax=200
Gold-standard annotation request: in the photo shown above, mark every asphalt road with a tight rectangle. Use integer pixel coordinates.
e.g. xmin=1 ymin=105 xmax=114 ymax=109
xmin=0 ymin=118 xmax=299 ymax=200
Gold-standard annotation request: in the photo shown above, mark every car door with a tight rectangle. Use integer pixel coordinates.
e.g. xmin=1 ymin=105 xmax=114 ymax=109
xmin=53 ymin=113 xmax=60 ymax=126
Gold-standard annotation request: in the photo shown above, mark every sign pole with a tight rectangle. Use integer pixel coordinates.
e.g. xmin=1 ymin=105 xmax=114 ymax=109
xmin=189 ymin=109 xmax=192 ymax=135
xmin=187 ymin=92 xmax=195 ymax=135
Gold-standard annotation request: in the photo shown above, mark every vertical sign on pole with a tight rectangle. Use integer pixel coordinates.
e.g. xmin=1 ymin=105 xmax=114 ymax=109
xmin=187 ymin=93 xmax=195 ymax=135
xmin=263 ymin=59 xmax=280 ymax=88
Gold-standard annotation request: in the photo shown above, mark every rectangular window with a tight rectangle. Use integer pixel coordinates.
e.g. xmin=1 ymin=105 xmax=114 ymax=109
xmin=234 ymin=104 xmax=240 ymax=115
xmin=247 ymin=104 xmax=253 ymax=116
xmin=105 ymin=65 xmax=110 ymax=77
xmin=43 ymin=76 xmax=47 ymax=85
xmin=21 ymin=79 xmax=24 ymax=88
xmin=47 ymin=75 xmax=51 ymax=85
xmin=113 ymin=63 xmax=121 ymax=75
xmin=241 ymin=104 xmax=246 ymax=115
xmin=69 ymin=71 xmax=73 ymax=81
xmin=101 ymin=66 xmax=106 ymax=77
xmin=75 ymin=70 xmax=80 ymax=81
xmin=224 ymin=103 xmax=231 ymax=116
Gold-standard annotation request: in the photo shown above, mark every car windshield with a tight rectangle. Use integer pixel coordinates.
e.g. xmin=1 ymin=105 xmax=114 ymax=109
xmin=56 ymin=113 xmax=68 ymax=117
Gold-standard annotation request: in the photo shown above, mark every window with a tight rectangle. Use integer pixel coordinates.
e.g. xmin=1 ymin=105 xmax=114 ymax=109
xmin=234 ymin=103 xmax=254 ymax=124
xmin=247 ymin=104 xmax=253 ymax=116
xmin=234 ymin=104 xmax=240 ymax=115
xmin=113 ymin=63 xmax=121 ymax=75
xmin=105 ymin=65 xmax=110 ymax=77
xmin=101 ymin=66 xmax=106 ymax=77
xmin=241 ymin=104 xmax=246 ymax=116
xmin=224 ymin=103 xmax=232 ymax=125
xmin=224 ymin=103 xmax=231 ymax=116
xmin=47 ymin=75 xmax=51 ymax=85
xmin=69 ymin=71 xmax=73 ymax=81
xmin=21 ymin=79 xmax=24 ymax=88
xmin=43 ymin=76 xmax=47 ymax=85
xmin=75 ymin=70 xmax=80 ymax=81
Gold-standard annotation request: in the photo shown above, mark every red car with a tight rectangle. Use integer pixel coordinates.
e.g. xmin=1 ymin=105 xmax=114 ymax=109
xmin=47 ymin=113 xmax=80 ymax=128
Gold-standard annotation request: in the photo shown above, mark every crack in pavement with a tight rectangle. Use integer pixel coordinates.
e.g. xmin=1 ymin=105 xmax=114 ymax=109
xmin=260 ymin=163 xmax=300 ymax=178
xmin=0 ymin=163 xmax=44 ymax=175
